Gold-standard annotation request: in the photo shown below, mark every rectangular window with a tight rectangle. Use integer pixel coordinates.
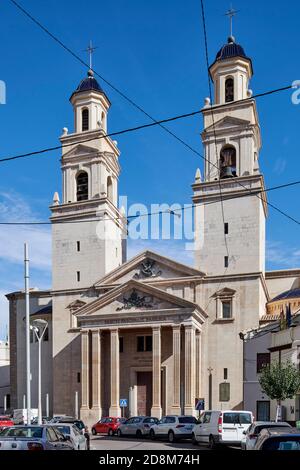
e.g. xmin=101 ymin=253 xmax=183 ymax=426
xmin=119 ymin=337 xmax=124 ymax=353
xmin=145 ymin=335 xmax=152 ymax=352
xmin=257 ymin=353 xmax=270 ymax=373
xmin=224 ymin=256 xmax=229 ymax=268
xmin=137 ymin=336 xmax=144 ymax=352
xmin=77 ymin=372 xmax=81 ymax=383
xmin=77 ymin=241 xmax=80 ymax=252
xmin=137 ymin=335 xmax=152 ymax=352
xmin=219 ymin=383 xmax=230 ymax=402
xmin=77 ymin=271 xmax=80 ymax=282
xmin=224 ymin=223 xmax=228 ymax=235
xmin=222 ymin=301 xmax=232 ymax=319
xmin=224 ymin=368 xmax=228 ymax=380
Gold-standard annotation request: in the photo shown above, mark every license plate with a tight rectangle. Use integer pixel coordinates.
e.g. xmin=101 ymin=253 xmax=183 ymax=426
xmin=185 ymin=425 xmax=193 ymax=430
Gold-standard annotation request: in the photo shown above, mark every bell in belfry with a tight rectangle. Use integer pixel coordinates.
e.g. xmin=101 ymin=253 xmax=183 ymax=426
xmin=220 ymin=145 xmax=237 ymax=179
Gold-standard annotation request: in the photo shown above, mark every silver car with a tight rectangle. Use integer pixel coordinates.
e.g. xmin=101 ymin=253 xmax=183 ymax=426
xmin=0 ymin=425 xmax=74 ymax=450
xmin=117 ymin=416 xmax=159 ymax=438
xmin=51 ymin=423 xmax=87 ymax=450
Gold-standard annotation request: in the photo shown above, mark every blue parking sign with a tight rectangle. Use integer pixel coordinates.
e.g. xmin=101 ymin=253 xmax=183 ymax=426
xmin=120 ymin=398 xmax=128 ymax=407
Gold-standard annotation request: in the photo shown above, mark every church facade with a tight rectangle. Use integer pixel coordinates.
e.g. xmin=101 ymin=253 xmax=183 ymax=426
xmin=7 ymin=36 xmax=300 ymax=424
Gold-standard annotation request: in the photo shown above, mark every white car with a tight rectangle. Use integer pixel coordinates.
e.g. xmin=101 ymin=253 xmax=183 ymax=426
xmin=241 ymin=421 xmax=291 ymax=450
xmin=192 ymin=410 xmax=253 ymax=449
xmin=149 ymin=416 xmax=197 ymax=443
xmin=51 ymin=423 xmax=87 ymax=450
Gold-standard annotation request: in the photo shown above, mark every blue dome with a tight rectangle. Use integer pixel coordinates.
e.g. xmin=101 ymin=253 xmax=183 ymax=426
xmin=71 ymin=69 xmax=104 ymax=97
xmin=216 ymin=40 xmax=247 ymax=61
xmin=75 ymin=70 xmax=103 ymax=93
xmin=271 ymin=288 xmax=300 ymax=302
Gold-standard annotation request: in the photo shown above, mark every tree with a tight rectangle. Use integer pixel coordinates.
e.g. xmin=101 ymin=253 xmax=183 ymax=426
xmin=259 ymin=361 xmax=300 ymax=421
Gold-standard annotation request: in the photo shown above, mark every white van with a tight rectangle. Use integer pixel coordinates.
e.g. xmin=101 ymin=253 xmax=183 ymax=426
xmin=13 ymin=408 xmax=38 ymax=425
xmin=192 ymin=410 xmax=253 ymax=449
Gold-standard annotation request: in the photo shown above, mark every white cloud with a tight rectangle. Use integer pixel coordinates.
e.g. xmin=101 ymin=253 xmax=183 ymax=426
xmin=266 ymin=240 xmax=300 ymax=268
xmin=0 ymin=191 xmax=51 ymax=271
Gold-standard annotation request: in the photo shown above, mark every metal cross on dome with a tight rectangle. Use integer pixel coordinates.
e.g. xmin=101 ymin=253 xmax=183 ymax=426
xmin=84 ymin=40 xmax=98 ymax=70
xmin=225 ymin=4 xmax=239 ymax=37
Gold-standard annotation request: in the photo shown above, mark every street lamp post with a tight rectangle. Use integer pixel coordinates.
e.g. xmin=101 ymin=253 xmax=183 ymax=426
xmin=30 ymin=319 xmax=48 ymax=425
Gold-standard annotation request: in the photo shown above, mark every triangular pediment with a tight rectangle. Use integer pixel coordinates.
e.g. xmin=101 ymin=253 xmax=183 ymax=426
xmin=93 ymin=250 xmax=205 ymax=287
xmin=213 ymin=287 xmax=236 ymax=297
xmin=75 ymin=279 xmax=205 ymax=317
xmin=67 ymin=299 xmax=87 ymax=311
xmin=205 ymin=116 xmax=250 ymax=133
xmin=63 ymin=143 xmax=99 ymax=160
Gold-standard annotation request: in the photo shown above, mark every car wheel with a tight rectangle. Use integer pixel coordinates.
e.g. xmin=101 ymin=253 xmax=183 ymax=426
xmin=91 ymin=428 xmax=97 ymax=436
xmin=209 ymin=435 xmax=216 ymax=450
xmin=168 ymin=431 xmax=175 ymax=443
xmin=117 ymin=429 xmax=122 ymax=437
xmin=136 ymin=429 xmax=142 ymax=439
xmin=150 ymin=429 xmax=155 ymax=440
xmin=192 ymin=433 xmax=198 ymax=446
xmin=108 ymin=429 xmax=114 ymax=437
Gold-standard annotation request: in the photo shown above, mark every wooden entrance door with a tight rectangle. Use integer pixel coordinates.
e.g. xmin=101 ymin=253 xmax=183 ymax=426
xmin=137 ymin=372 xmax=152 ymax=416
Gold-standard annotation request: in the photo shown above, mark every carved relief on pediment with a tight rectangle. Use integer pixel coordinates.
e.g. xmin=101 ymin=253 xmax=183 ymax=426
xmin=133 ymin=259 xmax=162 ymax=280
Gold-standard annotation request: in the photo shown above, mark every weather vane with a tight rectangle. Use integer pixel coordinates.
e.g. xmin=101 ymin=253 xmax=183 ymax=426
xmin=225 ymin=4 xmax=239 ymax=37
xmin=84 ymin=40 xmax=98 ymax=70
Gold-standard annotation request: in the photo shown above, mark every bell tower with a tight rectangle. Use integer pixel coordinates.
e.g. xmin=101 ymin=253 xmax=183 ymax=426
xmin=193 ymin=36 xmax=267 ymax=276
xmin=51 ymin=69 xmax=127 ymax=291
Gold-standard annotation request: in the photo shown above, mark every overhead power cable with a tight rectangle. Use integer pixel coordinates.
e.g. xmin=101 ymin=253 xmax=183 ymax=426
xmin=0 ymin=179 xmax=299 ymax=226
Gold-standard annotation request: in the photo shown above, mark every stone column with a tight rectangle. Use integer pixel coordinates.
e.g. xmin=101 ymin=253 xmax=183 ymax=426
xmin=109 ymin=328 xmax=121 ymax=416
xmin=91 ymin=329 xmax=102 ymax=418
xmin=151 ymin=326 xmax=162 ymax=418
xmin=171 ymin=325 xmax=181 ymax=414
xmin=195 ymin=330 xmax=202 ymax=400
xmin=184 ymin=324 xmax=196 ymax=415
xmin=81 ymin=330 xmax=89 ymax=411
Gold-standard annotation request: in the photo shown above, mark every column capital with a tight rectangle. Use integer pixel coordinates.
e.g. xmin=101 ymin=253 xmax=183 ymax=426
xmin=152 ymin=325 xmax=161 ymax=332
xmin=172 ymin=324 xmax=181 ymax=331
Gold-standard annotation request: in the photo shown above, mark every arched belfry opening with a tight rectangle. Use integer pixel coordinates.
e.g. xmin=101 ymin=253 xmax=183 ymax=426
xmin=76 ymin=171 xmax=89 ymax=201
xmin=220 ymin=145 xmax=237 ymax=179
xmin=225 ymin=77 xmax=234 ymax=103
xmin=82 ymin=108 xmax=89 ymax=131
xmin=107 ymin=176 xmax=113 ymax=202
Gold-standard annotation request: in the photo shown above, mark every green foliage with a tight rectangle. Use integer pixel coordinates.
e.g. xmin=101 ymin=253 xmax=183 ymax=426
xmin=258 ymin=361 xmax=300 ymax=402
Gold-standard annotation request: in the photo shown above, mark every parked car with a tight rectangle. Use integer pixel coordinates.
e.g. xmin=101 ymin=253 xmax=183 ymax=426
xmin=192 ymin=410 xmax=253 ymax=449
xmin=0 ymin=416 xmax=14 ymax=431
xmin=149 ymin=416 xmax=197 ymax=443
xmin=241 ymin=421 xmax=292 ymax=450
xmin=0 ymin=425 xmax=74 ymax=450
xmin=52 ymin=417 xmax=86 ymax=434
xmin=92 ymin=417 xmax=126 ymax=436
xmin=254 ymin=427 xmax=300 ymax=450
xmin=118 ymin=416 xmax=159 ymax=438
xmin=51 ymin=423 xmax=87 ymax=450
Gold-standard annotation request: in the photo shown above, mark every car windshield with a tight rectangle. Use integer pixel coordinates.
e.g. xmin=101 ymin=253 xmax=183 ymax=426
xmin=55 ymin=426 xmax=70 ymax=435
xmin=178 ymin=417 xmax=197 ymax=424
xmin=2 ymin=427 xmax=43 ymax=438
xmin=263 ymin=437 xmax=300 ymax=450
xmin=74 ymin=421 xmax=85 ymax=430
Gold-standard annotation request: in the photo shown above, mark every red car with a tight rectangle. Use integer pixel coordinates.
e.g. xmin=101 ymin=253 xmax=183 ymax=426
xmin=92 ymin=417 xmax=126 ymax=436
xmin=0 ymin=416 xmax=14 ymax=431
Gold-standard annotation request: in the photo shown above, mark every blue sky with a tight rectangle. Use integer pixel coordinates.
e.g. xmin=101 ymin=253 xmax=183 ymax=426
xmin=0 ymin=0 xmax=300 ymax=339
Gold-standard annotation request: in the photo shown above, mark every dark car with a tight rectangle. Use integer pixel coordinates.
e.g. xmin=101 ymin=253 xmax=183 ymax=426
xmin=254 ymin=427 xmax=300 ymax=450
